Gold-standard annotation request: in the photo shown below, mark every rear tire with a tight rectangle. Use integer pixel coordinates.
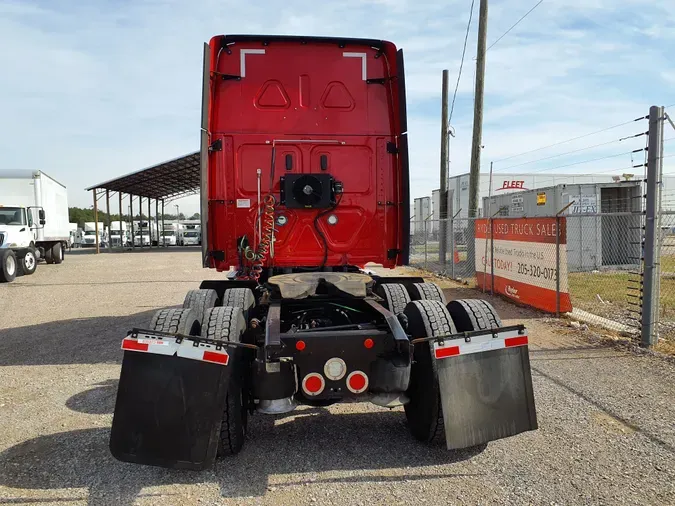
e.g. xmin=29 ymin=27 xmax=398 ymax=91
xmin=53 ymin=243 xmax=64 ymax=264
xmin=375 ymin=283 xmax=411 ymax=314
xmin=446 ymin=299 xmax=502 ymax=331
xmin=202 ymin=306 xmax=248 ymax=457
xmin=403 ymin=300 xmax=456 ymax=445
xmin=44 ymin=246 xmax=54 ymax=264
xmin=222 ymin=288 xmax=255 ymax=317
xmin=0 ymin=250 xmax=17 ymax=282
xmin=408 ymin=282 xmax=447 ymax=304
xmin=183 ymin=289 xmax=220 ymax=325
xmin=149 ymin=308 xmax=201 ymax=335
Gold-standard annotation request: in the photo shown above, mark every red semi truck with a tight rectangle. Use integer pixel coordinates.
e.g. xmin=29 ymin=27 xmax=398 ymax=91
xmin=109 ymin=34 xmax=537 ymax=470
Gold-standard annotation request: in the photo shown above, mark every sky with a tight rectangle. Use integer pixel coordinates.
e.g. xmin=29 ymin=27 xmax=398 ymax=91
xmin=1 ymin=0 xmax=674 ymax=215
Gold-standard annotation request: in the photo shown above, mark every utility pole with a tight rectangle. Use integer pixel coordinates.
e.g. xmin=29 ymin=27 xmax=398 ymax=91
xmin=439 ymin=69 xmax=450 ymax=265
xmin=468 ymin=0 xmax=489 ymax=219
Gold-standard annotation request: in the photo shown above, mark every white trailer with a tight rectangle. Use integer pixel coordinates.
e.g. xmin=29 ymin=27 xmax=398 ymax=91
xmin=0 ymin=170 xmax=70 ymax=282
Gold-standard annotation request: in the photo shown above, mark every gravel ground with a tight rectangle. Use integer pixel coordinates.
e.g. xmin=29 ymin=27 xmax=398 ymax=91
xmin=1 ymin=249 xmax=674 ymax=505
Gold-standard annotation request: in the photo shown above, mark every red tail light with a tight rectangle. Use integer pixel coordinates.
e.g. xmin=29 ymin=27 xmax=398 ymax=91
xmin=346 ymin=371 xmax=368 ymax=394
xmin=302 ymin=373 xmax=325 ymax=396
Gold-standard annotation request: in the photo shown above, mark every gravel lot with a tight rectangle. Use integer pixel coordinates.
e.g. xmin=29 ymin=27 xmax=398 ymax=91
xmin=1 ymin=249 xmax=674 ymax=505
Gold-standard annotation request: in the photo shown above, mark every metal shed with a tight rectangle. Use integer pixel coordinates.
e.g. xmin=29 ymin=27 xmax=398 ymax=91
xmin=85 ymin=152 xmax=199 ymax=253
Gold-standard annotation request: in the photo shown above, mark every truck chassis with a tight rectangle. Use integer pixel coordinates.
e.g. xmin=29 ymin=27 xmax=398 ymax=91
xmin=110 ymin=272 xmax=537 ymax=470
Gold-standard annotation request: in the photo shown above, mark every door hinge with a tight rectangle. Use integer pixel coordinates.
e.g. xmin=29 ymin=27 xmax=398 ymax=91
xmin=212 ymin=71 xmax=241 ymax=81
xmin=386 ymin=142 xmax=398 ymax=154
xmin=209 ymin=139 xmax=223 ymax=152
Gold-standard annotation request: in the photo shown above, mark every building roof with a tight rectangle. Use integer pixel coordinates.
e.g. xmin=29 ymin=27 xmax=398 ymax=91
xmin=86 ymin=152 xmax=200 ymax=201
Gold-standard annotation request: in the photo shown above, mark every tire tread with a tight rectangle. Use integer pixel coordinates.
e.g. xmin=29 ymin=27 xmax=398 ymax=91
xmin=377 ymin=283 xmax=411 ymax=314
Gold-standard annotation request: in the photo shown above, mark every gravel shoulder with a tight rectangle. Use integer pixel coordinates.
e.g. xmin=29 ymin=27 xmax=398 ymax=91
xmin=0 ymin=251 xmax=673 ymax=505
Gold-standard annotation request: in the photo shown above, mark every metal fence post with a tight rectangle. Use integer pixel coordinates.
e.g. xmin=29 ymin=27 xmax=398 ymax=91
xmin=424 ymin=218 xmax=428 ymax=271
xmin=556 ymin=214 xmax=561 ymax=317
xmin=449 ymin=215 xmax=455 ymax=279
xmin=642 ymin=105 xmax=664 ymax=347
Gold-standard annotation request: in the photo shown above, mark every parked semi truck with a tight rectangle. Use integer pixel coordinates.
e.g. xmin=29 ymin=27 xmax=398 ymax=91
xmin=110 ymin=35 xmax=537 ymax=470
xmin=161 ymin=223 xmax=179 ymax=246
xmin=133 ymin=220 xmax=158 ymax=246
xmin=181 ymin=228 xmax=201 ymax=246
xmin=110 ymin=221 xmax=131 ymax=248
xmin=82 ymin=222 xmax=105 ymax=247
xmin=0 ymin=170 xmax=70 ymax=282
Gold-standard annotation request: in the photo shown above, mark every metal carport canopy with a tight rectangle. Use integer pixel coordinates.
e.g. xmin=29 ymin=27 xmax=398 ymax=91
xmin=86 ymin=151 xmax=200 ymax=201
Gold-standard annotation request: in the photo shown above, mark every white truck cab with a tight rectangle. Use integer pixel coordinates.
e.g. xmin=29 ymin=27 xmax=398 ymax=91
xmin=0 ymin=170 xmax=69 ymax=282
xmin=181 ymin=229 xmax=201 ymax=246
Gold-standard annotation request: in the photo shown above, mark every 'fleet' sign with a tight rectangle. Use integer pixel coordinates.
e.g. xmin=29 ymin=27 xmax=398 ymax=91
xmin=496 ymin=180 xmax=529 ymax=191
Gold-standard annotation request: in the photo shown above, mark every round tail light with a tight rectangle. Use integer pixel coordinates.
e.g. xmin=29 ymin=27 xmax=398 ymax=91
xmin=346 ymin=371 xmax=369 ymax=394
xmin=302 ymin=373 xmax=325 ymax=396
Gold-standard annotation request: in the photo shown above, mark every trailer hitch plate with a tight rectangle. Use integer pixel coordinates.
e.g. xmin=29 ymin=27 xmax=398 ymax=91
xmin=434 ymin=329 xmax=537 ymax=449
xmin=109 ymin=333 xmax=235 ymax=470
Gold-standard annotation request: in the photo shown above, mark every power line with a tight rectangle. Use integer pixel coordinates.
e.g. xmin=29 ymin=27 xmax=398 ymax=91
xmin=572 ymin=153 xmax=675 ymax=177
xmin=494 ymin=133 xmax=647 ymax=172
xmin=511 ymin=148 xmax=646 ymax=174
xmin=486 ymin=0 xmax=544 ymax=52
xmin=493 ymin=116 xmax=649 ymax=163
xmin=449 ymin=0 xmax=476 ymax=125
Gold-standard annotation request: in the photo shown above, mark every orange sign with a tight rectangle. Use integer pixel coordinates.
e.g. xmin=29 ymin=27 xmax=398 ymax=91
xmin=475 ymin=217 xmax=572 ymax=314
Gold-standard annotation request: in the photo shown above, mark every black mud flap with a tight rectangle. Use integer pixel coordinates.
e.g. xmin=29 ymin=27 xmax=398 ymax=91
xmin=436 ymin=345 xmax=537 ymax=449
xmin=109 ymin=349 xmax=233 ymax=470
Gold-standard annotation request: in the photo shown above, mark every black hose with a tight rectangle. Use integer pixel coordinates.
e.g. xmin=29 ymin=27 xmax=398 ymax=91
xmin=314 ymin=193 xmax=343 ymax=268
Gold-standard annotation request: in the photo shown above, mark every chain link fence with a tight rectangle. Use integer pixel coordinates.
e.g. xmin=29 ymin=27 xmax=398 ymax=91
xmin=409 ymin=212 xmax=650 ymax=337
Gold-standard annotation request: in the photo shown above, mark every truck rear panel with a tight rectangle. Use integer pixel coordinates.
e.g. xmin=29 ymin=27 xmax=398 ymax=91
xmin=202 ymin=35 xmax=409 ymax=271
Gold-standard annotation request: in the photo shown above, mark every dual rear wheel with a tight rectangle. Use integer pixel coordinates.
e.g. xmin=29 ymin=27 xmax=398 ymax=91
xmin=378 ymin=281 xmax=503 ymax=446
xmin=150 ymin=287 xmax=256 ymax=457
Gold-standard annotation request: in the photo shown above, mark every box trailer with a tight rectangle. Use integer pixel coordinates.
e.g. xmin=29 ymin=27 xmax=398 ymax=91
xmin=483 ymin=181 xmax=642 ymax=271
xmin=0 ymin=170 xmax=70 ymax=282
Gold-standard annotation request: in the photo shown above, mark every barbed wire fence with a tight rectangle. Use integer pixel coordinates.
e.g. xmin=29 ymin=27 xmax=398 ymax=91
xmin=410 ymin=105 xmax=675 ymax=348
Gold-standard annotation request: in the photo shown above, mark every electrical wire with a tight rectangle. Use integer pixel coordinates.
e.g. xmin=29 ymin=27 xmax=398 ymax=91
xmin=568 ymin=153 xmax=675 ymax=176
xmin=494 ymin=138 xmax=675 ymax=175
xmin=493 ymin=117 xmax=648 ymax=163
xmin=449 ymin=0 xmax=476 ymax=125
xmin=500 ymin=148 xmax=646 ymax=174
xmin=486 ymin=0 xmax=544 ymax=52
xmin=493 ymin=134 xmax=647 ymax=172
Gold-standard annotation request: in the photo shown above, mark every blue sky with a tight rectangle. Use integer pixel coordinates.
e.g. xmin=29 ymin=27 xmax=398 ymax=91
xmin=1 ymin=0 xmax=674 ymax=214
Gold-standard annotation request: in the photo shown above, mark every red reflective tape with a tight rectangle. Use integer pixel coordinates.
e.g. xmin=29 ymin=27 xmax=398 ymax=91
xmin=505 ymin=335 xmax=528 ymax=348
xmin=122 ymin=339 xmax=149 ymax=352
xmin=203 ymin=350 xmax=229 ymax=365
xmin=435 ymin=346 xmax=460 ymax=359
